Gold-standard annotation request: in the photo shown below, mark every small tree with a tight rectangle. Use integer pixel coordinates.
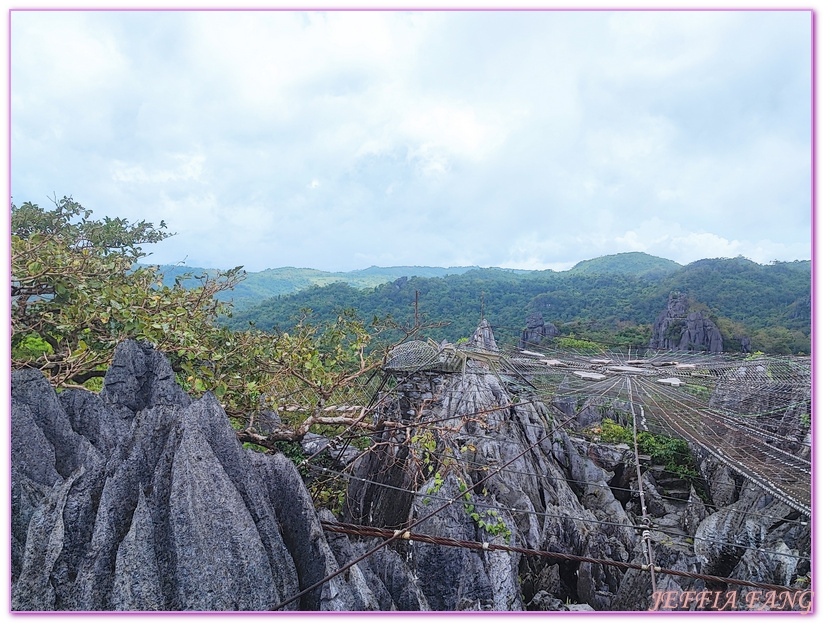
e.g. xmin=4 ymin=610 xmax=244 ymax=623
xmin=11 ymin=196 xmax=395 ymax=446
xmin=11 ymin=196 xmax=242 ymax=386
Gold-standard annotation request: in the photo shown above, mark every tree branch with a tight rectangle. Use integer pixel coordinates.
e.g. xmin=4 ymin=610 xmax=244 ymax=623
xmin=67 ymin=369 xmax=107 ymax=385
xmin=236 ymin=408 xmax=389 ymax=447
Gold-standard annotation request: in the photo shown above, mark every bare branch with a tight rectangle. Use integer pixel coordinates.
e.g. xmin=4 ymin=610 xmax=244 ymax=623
xmin=68 ymin=369 xmax=107 ymax=385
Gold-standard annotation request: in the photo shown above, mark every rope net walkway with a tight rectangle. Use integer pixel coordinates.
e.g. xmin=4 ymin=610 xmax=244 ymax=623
xmin=381 ymin=335 xmax=811 ymax=516
xmin=260 ymin=327 xmax=811 ymax=610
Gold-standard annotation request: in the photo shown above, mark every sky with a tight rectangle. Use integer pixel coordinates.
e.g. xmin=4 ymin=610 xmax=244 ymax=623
xmin=10 ymin=9 xmax=813 ymax=273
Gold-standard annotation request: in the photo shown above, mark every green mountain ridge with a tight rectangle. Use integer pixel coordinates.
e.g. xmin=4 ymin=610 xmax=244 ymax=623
xmin=145 ymin=252 xmax=685 ymax=309
xmin=223 ymin=256 xmax=811 ymax=355
xmin=142 ymin=263 xmax=482 ymax=309
xmin=568 ymin=252 xmax=682 ymax=276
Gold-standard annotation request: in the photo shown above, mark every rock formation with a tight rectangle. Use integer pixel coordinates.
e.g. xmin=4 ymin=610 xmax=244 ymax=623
xmin=11 ymin=341 xmax=409 ymax=611
xmin=340 ymin=323 xmax=809 ymax=611
xmin=11 ymin=331 xmax=809 ymax=611
xmin=342 ymin=360 xmax=637 ymax=609
xmin=519 ymin=312 xmax=560 ymax=349
xmin=650 ymin=293 xmax=724 ymax=352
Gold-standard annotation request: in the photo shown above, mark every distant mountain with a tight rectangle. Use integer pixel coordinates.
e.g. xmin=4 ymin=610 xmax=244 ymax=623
xmin=568 ymin=252 xmax=681 ymax=277
xmin=146 ymin=252 xmax=680 ymax=310
xmin=346 ymin=265 xmax=480 ymax=279
xmin=143 ymin=264 xmax=480 ymax=310
xmin=142 ymin=254 xmax=810 ymax=354
xmin=224 ymin=257 xmax=811 ymax=355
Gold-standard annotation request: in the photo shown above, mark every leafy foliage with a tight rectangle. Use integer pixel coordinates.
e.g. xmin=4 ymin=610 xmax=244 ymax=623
xmin=11 ymin=196 xmax=241 ymax=386
xmin=635 ymin=432 xmax=700 ymax=481
xmin=597 ymin=419 xmax=702 ymax=484
xmin=11 ymin=198 xmax=385 ymax=438
xmin=599 ymin=418 xmax=633 ymax=444
xmin=458 ymin=479 xmax=511 ymax=543
xmin=555 ymin=336 xmax=602 ymax=352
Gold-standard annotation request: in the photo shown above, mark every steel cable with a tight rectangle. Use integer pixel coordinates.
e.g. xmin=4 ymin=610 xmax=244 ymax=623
xmin=320 ymin=521 xmax=807 ymax=596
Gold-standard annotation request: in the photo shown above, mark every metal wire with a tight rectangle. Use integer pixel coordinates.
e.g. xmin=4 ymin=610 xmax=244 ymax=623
xmin=263 ymin=331 xmax=810 ymax=610
xmin=307 ymin=463 xmax=810 ymax=562
xmin=321 ymin=521 xmax=807 ymax=596
xmin=269 ymin=410 xmax=580 ymax=610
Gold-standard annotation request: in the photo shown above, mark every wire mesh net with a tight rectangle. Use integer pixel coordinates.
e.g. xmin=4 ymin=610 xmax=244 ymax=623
xmin=383 ymin=340 xmax=441 ymax=372
xmin=380 ymin=334 xmax=811 ymax=516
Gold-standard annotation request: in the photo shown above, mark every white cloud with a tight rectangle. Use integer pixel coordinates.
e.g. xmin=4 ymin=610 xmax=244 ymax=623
xmin=398 ymin=102 xmax=509 ymax=162
xmin=407 ymin=144 xmax=449 ymax=178
xmin=111 ymin=154 xmax=205 ymax=184
xmin=12 ymin=12 xmax=128 ymax=97
xmin=668 ymin=231 xmax=744 ymax=260
xmin=585 ymin=115 xmax=677 ymax=170
xmin=10 ymin=10 xmax=811 ymax=272
xmin=604 ymin=11 xmax=732 ymax=82
xmin=612 ymin=219 xmax=810 ymax=266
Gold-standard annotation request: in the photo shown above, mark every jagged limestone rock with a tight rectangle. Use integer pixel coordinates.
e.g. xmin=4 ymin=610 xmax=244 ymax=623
xmin=111 ymin=490 xmax=164 ymax=610
xmin=351 ymin=322 xmax=644 ymax=610
xmin=681 ymin=487 xmax=707 ymax=536
xmin=11 ymin=368 xmax=100 ymax=479
xmin=322 ymin=507 xmax=430 ymax=611
xmin=12 ymin=329 xmax=809 ymax=612
xmin=519 ymin=312 xmax=560 ymax=349
xmin=99 ymin=340 xmax=191 ymax=413
xmin=469 ymin=318 xmax=499 ymax=352
xmin=12 ymin=341 xmax=307 ymax=611
xmin=694 ymin=481 xmax=806 ymax=580
xmin=250 ymin=453 xmax=358 ymax=611
xmin=649 ymin=293 xmax=724 ymax=352
xmin=409 ymin=474 xmax=517 ymax=611
xmin=695 ymin=450 xmax=741 ymax=508
xmin=12 ymin=468 xmax=85 ymax=611
xmin=169 ymin=397 xmax=287 ymax=610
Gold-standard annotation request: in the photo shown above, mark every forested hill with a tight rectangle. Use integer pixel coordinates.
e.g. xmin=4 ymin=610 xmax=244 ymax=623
xmin=224 ymin=256 xmax=811 ymax=355
xmin=568 ymin=252 xmax=682 ymax=277
xmin=150 ymin=252 xmax=674 ymax=310
xmin=148 ymin=264 xmax=481 ymax=309
xmin=149 ymin=252 xmax=676 ymax=310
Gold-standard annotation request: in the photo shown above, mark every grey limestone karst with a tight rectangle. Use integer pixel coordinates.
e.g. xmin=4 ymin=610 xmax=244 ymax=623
xmin=11 ymin=330 xmax=809 ymax=611
xmin=650 ymin=293 xmax=724 ymax=353
xmin=519 ymin=312 xmax=560 ymax=349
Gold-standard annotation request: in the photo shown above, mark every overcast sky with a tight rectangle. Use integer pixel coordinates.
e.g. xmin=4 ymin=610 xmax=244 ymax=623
xmin=10 ymin=9 xmax=812 ymax=272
